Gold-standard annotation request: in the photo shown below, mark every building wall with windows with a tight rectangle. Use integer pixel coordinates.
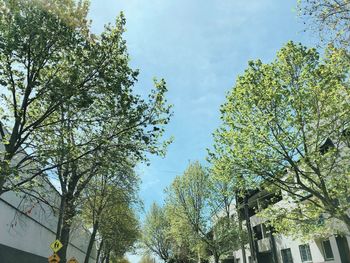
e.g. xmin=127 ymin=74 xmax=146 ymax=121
xmin=229 ymin=190 xmax=350 ymax=263
xmin=232 ymin=223 xmax=350 ymax=263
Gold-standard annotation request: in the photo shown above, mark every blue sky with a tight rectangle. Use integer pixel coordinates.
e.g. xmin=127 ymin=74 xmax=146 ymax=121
xmin=88 ymin=1 xmax=316 ymax=261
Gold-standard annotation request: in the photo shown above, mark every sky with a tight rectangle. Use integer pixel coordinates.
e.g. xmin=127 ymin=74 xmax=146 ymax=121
xmin=87 ymin=1 xmax=316 ymax=261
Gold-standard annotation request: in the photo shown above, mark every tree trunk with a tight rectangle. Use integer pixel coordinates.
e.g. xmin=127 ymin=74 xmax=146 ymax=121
xmin=57 ymin=196 xmax=75 ymax=263
xmin=56 ymin=195 xmax=66 ymax=240
xmin=84 ymin=219 xmax=99 ymax=263
xmin=214 ymin=253 xmax=220 ymax=263
xmin=105 ymin=251 xmax=110 ymax=263
xmin=238 ymin=217 xmax=247 ymax=263
xmin=235 ymin=192 xmax=247 ymax=263
xmin=0 ymin=159 xmax=11 ymax=195
xmin=0 ymin=164 xmax=7 ymax=195
xmin=96 ymin=239 xmax=104 ymax=263
xmin=269 ymin=226 xmax=278 ymax=263
xmin=244 ymin=196 xmax=257 ymax=263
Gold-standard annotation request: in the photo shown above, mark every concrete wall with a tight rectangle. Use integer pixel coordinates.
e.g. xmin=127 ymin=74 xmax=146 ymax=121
xmin=0 ymin=183 xmax=97 ymax=263
xmin=0 ymin=132 xmax=97 ymax=262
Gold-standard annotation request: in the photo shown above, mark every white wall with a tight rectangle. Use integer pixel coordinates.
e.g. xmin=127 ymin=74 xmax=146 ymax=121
xmin=0 ymin=181 xmax=97 ymax=262
xmin=231 ymin=233 xmax=350 ymax=263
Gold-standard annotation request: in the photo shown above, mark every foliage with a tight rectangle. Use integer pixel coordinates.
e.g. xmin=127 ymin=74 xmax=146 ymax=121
xmin=207 ymin=147 xmax=248 ymax=261
xmin=213 ymin=41 xmax=350 ymax=238
xmin=0 ymin=0 xmax=91 ymax=194
xmin=165 ymin=202 xmax=199 ymax=263
xmin=0 ymin=1 xmax=172 ymax=262
xmin=139 ymin=254 xmax=156 ymax=263
xmin=207 ymin=153 xmax=238 ymax=218
xmin=98 ymin=199 xmax=140 ymax=260
xmin=141 ymin=202 xmax=172 ymax=262
xmin=81 ymin=165 xmax=140 ymax=263
xmin=116 ymin=257 xmax=131 ymax=263
xmin=165 ymin=162 xmax=242 ymax=263
xmin=141 ymin=201 xmax=199 ymax=263
xmin=165 ymin=162 xmax=210 ymax=262
xmin=297 ymin=0 xmax=350 ymax=50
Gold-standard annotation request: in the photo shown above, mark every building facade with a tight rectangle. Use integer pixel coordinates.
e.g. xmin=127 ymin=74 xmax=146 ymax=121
xmin=0 ymin=132 xmax=97 ymax=263
xmin=230 ymin=190 xmax=350 ymax=263
xmin=0 ymin=180 xmax=97 ymax=263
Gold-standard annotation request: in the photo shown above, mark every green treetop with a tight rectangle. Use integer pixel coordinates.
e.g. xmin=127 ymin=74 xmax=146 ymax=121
xmin=214 ymin=41 xmax=350 ymax=238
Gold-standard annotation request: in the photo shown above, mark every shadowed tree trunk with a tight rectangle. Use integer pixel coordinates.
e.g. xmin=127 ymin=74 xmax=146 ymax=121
xmin=0 ymin=156 xmax=13 ymax=195
xmin=238 ymin=216 xmax=247 ymax=263
xmin=56 ymin=195 xmax=66 ymax=240
xmin=84 ymin=219 xmax=99 ymax=263
xmin=96 ymin=239 xmax=104 ymax=263
xmin=235 ymin=192 xmax=247 ymax=263
xmin=244 ymin=196 xmax=257 ymax=263
xmin=57 ymin=195 xmax=75 ymax=263
xmin=214 ymin=252 xmax=220 ymax=263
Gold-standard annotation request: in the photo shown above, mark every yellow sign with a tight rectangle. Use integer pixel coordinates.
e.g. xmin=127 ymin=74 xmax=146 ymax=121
xmin=68 ymin=257 xmax=79 ymax=263
xmin=48 ymin=253 xmax=60 ymax=263
xmin=50 ymin=240 xmax=63 ymax=253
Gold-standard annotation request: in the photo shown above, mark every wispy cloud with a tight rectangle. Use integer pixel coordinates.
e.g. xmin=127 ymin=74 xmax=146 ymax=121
xmin=88 ymin=2 xmax=317 ymax=262
xmin=89 ymin=0 xmax=316 ymax=222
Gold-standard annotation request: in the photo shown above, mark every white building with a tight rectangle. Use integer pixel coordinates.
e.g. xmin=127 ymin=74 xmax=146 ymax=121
xmin=229 ymin=190 xmax=350 ymax=263
xmin=0 ymin=135 xmax=97 ymax=263
xmin=0 ymin=177 xmax=97 ymax=263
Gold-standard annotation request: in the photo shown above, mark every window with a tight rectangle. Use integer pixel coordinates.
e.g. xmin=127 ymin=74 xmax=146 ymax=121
xmin=299 ymin=244 xmax=312 ymax=262
xmin=281 ymin=248 xmax=293 ymax=263
xmin=253 ymin=224 xmax=263 ymax=240
xmin=322 ymin=239 xmax=334 ymax=260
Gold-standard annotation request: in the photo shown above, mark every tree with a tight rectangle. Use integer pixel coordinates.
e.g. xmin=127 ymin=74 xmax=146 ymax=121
xmin=166 ymin=162 xmax=209 ymax=263
xmin=207 ymin=155 xmax=236 ymax=219
xmin=214 ymin=41 xmax=350 ymax=238
xmin=165 ymin=202 xmax=199 ymax=263
xmin=141 ymin=203 xmax=172 ymax=262
xmin=0 ymin=3 xmax=172 ymax=261
xmin=207 ymin=153 xmax=248 ymax=263
xmin=14 ymin=8 xmax=172 ymax=263
xmin=166 ymin=162 xmax=242 ymax=263
xmin=141 ymin=202 xmax=196 ymax=263
xmin=0 ymin=0 xmax=93 ymax=194
xmin=50 ymin=74 xmax=169 ymax=262
xmin=16 ymin=6 xmax=172 ymax=263
xmin=116 ymin=257 xmax=131 ymax=263
xmin=96 ymin=197 xmax=140 ymax=263
xmin=82 ymin=165 xmax=139 ymax=263
xmin=297 ymin=0 xmax=350 ymax=50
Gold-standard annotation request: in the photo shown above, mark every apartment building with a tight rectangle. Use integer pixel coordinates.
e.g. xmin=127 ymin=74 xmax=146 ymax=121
xmin=229 ymin=190 xmax=350 ymax=263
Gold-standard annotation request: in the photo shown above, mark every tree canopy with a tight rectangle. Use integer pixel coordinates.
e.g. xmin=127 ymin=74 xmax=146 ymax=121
xmin=212 ymin=41 xmax=350 ymax=238
xmin=298 ymin=0 xmax=350 ymax=50
xmin=142 ymin=203 xmax=172 ymax=262
xmin=0 ymin=1 xmax=172 ymax=262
